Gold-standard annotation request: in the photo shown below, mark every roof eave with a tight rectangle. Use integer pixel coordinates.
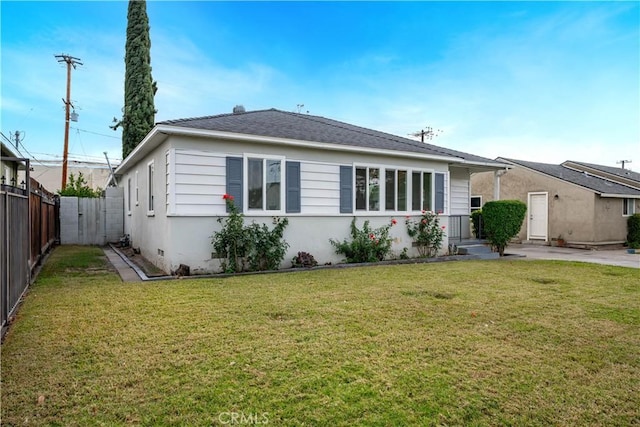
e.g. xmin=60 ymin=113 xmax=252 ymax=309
xmin=128 ymin=125 xmax=505 ymax=169
xmin=600 ymin=193 xmax=640 ymax=199
xmin=136 ymin=124 xmax=507 ymax=167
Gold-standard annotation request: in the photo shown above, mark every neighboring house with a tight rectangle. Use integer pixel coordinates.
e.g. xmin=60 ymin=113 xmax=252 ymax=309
xmin=1 ymin=141 xmax=26 ymax=187
xmin=114 ymin=108 xmax=507 ymax=274
xmin=19 ymin=159 xmax=117 ymax=193
xmin=471 ymin=158 xmax=640 ymax=247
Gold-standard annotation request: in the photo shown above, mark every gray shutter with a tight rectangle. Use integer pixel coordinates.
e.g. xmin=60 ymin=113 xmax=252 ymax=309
xmin=435 ymin=173 xmax=445 ymax=214
xmin=286 ymin=161 xmax=301 ymax=213
xmin=339 ymin=166 xmax=353 ymax=214
xmin=226 ymin=157 xmax=243 ymax=213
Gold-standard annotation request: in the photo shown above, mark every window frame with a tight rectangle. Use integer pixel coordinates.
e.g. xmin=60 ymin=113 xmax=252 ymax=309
xmin=244 ymin=155 xmax=285 ymax=213
xmin=135 ymin=170 xmax=139 ymax=206
xmin=127 ymin=177 xmax=132 ymax=215
xmin=623 ymin=198 xmax=635 ymax=216
xmin=354 ymin=165 xmax=436 ymax=213
xmin=470 ymin=195 xmax=482 ymax=213
xmin=410 ymin=170 xmax=434 ymax=212
xmin=147 ymin=160 xmax=154 ymax=216
xmin=384 ymin=168 xmax=408 ymax=212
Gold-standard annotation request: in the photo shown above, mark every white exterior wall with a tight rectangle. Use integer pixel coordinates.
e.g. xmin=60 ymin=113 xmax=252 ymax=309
xmin=450 ymin=167 xmax=470 ymax=215
xmin=120 ymin=135 xmax=470 ymax=274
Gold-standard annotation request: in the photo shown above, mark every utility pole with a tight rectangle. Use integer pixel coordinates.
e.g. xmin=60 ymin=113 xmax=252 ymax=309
xmin=617 ymin=160 xmax=632 ymax=169
xmin=55 ymin=54 xmax=82 ymax=189
xmin=11 ymin=131 xmax=23 ymax=150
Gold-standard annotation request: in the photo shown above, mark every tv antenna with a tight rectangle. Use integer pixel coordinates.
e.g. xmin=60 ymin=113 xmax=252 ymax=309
xmin=409 ymin=126 xmax=443 ymax=143
xmin=617 ymin=160 xmax=632 ymax=169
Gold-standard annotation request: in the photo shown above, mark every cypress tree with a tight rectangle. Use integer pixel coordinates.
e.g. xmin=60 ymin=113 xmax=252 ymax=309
xmin=114 ymin=0 xmax=157 ymax=158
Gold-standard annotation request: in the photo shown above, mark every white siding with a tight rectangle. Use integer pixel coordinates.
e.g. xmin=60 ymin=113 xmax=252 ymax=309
xmin=450 ymin=168 xmax=469 ymax=215
xmin=300 ymin=162 xmax=341 ymax=214
xmin=172 ymin=149 xmax=226 ymax=215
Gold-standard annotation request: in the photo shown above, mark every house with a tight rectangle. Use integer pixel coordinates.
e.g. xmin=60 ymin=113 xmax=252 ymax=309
xmin=471 ymin=158 xmax=640 ymax=247
xmin=114 ymin=108 xmax=507 ymax=274
xmin=1 ymin=141 xmax=26 ymax=188
xmin=19 ymin=159 xmax=117 ymax=193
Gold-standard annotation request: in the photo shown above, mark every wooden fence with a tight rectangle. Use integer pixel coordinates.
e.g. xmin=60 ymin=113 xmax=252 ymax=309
xmin=1 ymin=177 xmax=58 ymax=334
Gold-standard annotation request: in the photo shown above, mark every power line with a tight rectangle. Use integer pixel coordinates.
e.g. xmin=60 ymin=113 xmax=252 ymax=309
xmin=70 ymin=126 xmax=120 ymax=139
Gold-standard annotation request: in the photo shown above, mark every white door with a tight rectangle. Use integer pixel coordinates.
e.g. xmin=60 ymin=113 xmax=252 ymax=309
xmin=528 ymin=193 xmax=548 ymax=241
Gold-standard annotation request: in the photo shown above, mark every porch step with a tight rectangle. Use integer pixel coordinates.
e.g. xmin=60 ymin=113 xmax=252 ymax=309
xmin=456 ymin=243 xmax=499 ymax=260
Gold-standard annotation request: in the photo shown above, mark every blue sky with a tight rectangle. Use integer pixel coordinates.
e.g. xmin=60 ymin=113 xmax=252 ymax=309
xmin=1 ymin=1 xmax=638 ymax=169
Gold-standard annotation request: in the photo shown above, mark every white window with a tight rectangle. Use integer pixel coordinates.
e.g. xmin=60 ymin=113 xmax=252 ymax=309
xmin=471 ymin=196 xmax=482 ymax=213
xmin=147 ymin=161 xmax=154 ymax=215
xmin=127 ymin=178 xmax=132 ymax=215
xmin=247 ymin=157 xmax=282 ymax=211
xmin=411 ymin=171 xmax=433 ymax=211
xmin=355 ymin=166 xmax=380 ymax=211
xmin=623 ymin=198 xmax=635 ymax=216
xmin=385 ymin=169 xmax=408 ymax=211
xmin=135 ymin=170 xmax=139 ymax=206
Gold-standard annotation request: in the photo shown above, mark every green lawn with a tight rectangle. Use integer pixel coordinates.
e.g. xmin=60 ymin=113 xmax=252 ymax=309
xmin=1 ymin=246 xmax=639 ymax=426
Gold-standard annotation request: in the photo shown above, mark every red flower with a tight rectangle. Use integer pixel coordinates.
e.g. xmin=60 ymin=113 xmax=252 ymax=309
xmin=405 ymin=215 xmax=411 ymax=219
xmin=391 ymin=219 xmax=397 ymax=225
xmin=369 ymin=233 xmax=375 ymax=239
xmin=222 ymin=193 xmax=234 ymax=201
xmin=441 ymin=225 xmax=446 ymax=230
xmin=421 ymin=219 xmax=427 ymax=224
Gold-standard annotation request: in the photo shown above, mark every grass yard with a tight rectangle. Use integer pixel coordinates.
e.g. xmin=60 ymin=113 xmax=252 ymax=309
xmin=1 ymin=246 xmax=639 ymax=426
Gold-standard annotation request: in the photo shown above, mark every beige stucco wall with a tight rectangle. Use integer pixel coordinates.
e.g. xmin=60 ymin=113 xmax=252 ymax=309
xmin=20 ymin=162 xmax=114 ymax=193
xmin=470 ymin=166 xmax=633 ymax=244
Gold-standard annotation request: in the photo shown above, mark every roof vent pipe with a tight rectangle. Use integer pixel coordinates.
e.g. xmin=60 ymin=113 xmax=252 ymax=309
xmin=233 ymin=105 xmax=246 ymax=114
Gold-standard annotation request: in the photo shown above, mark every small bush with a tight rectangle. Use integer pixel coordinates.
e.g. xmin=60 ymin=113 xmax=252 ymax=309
xmin=330 ymin=218 xmax=396 ymax=263
xmin=212 ymin=195 xmax=251 ymax=273
xmin=627 ymin=213 xmax=640 ymax=246
xmin=405 ymin=211 xmax=445 ymax=257
xmin=483 ymin=200 xmax=527 ymax=256
xmin=58 ymin=172 xmax=102 ymax=198
xmin=471 ymin=210 xmax=485 ymax=239
xmin=292 ymin=251 xmax=318 ymax=268
xmin=212 ymin=195 xmax=289 ymax=273
xmin=246 ymin=218 xmax=289 ymax=271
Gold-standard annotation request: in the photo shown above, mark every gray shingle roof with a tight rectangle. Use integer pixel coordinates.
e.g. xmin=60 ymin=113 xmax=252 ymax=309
xmin=159 ymin=108 xmax=498 ymax=164
xmin=563 ymin=160 xmax=640 ymax=184
xmin=500 ymin=158 xmax=640 ymax=196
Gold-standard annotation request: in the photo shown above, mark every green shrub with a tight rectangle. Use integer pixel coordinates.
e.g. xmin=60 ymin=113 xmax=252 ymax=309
xmin=291 ymin=251 xmax=318 ymax=268
xmin=405 ymin=211 xmax=445 ymax=257
xmin=482 ymin=200 xmax=527 ymax=256
xmin=330 ymin=218 xmax=395 ymax=263
xmin=212 ymin=195 xmax=251 ymax=273
xmin=470 ymin=210 xmax=485 ymax=239
xmin=246 ymin=218 xmax=289 ymax=272
xmin=627 ymin=213 xmax=640 ymax=246
xmin=212 ymin=195 xmax=289 ymax=273
xmin=58 ymin=172 xmax=102 ymax=198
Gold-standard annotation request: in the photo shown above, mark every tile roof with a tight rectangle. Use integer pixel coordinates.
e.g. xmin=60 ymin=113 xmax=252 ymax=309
xmin=159 ymin=108 xmax=499 ymax=164
xmin=500 ymin=158 xmax=640 ymax=196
